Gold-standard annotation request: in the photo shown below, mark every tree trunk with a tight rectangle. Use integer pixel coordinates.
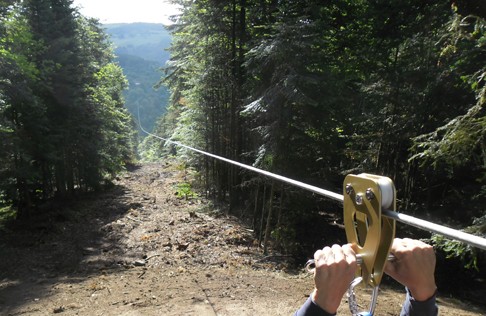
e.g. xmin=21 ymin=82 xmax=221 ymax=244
xmin=258 ymin=184 xmax=267 ymax=246
xmin=263 ymin=181 xmax=275 ymax=254
xmin=252 ymin=185 xmax=259 ymax=230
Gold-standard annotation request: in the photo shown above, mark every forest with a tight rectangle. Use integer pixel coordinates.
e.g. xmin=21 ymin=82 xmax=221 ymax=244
xmin=0 ymin=0 xmax=136 ymax=220
xmin=146 ymin=0 xmax=486 ymax=266
xmin=1 ymin=0 xmax=485 ymax=270
xmin=104 ymin=23 xmax=172 ymax=135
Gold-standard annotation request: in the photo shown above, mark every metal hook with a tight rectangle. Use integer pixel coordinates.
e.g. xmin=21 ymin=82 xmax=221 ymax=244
xmin=347 ymin=276 xmax=379 ymax=316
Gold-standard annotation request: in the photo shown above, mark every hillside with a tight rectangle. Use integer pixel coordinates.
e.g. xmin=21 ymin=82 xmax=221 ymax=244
xmin=104 ymin=23 xmax=171 ymax=133
xmin=105 ymin=23 xmax=171 ymax=64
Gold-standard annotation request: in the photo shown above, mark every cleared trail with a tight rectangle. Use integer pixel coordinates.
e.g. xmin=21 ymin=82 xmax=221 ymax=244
xmin=0 ymin=162 xmax=483 ymax=315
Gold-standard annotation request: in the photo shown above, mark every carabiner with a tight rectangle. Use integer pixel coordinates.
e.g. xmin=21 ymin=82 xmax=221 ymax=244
xmin=347 ymin=276 xmax=378 ymax=316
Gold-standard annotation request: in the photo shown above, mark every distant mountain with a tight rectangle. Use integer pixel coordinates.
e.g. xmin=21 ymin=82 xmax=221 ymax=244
xmin=105 ymin=23 xmax=171 ymax=64
xmin=104 ymin=23 xmax=171 ymax=134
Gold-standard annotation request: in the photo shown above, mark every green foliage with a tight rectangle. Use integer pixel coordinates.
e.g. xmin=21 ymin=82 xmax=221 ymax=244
xmin=411 ymin=14 xmax=486 ymax=168
xmin=138 ymin=105 xmax=181 ymax=162
xmin=138 ymin=137 xmax=165 ymax=162
xmin=104 ymin=23 xmax=171 ymax=134
xmin=431 ymin=234 xmax=478 ymax=270
xmin=443 ymin=214 xmax=486 ymax=269
xmin=159 ymin=0 xmax=485 ymax=267
xmin=90 ymin=62 xmax=137 ymax=177
xmin=0 ymin=1 xmax=136 ymax=220
xmin=175 ymin=182 xmax=197 ymax=200
xmin=409 ymin=13 xmax=486 ymax=232
xmin=116 ymin=53 xmax=169 ymax=134
xmin=0 ymin=204 xmax=15 ymax=222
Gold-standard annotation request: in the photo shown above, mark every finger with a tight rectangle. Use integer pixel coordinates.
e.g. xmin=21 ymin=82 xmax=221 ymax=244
xmin=315 ymin=246 xmax=332 ymax=266
xmin=331 ymin=244 xmax=345 ymax=263
xmin=402 ymin=238 xmax=416 ymax=247
xmin=390 ymin=238 xmax=409 ymax=258
xmin=322 ymin=246 xmax=332 ymax=257
xmin=413 ymin=239 xmax=433 ymax=252
xmin=394 ymin=238 xmax=406 ymax=248
xmin=401 ymin=238 xmax=429 ymax=250
xmin=313 ymin=249 xmax=324 ymax=264
xmin=324 ymin=246 xmax=336 ymax=264
xmin=342 ymin=244 xmax=357 ymax=265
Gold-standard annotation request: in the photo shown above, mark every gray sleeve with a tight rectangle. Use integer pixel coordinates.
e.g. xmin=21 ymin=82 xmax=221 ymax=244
xmin=294 ymin=296 xmax=336 ymax=316
xmin=400 ymin=288 xmax=438 ymax=316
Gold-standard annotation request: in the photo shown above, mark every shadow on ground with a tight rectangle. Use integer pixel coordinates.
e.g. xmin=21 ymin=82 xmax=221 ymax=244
xmin=0 ymin=183 xmax=139 ymax=314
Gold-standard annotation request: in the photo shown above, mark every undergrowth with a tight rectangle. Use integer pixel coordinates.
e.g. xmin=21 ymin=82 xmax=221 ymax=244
xmin=0 ymin=204 xmax=16 ymax=231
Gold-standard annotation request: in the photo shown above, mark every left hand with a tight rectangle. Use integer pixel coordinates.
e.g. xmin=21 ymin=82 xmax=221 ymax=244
xmin=311 ymin=244 xmax=357 ymax=314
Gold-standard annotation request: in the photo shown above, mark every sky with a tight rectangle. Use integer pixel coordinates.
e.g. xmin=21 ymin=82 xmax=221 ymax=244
xmin=72 ymin=0 xmax=181 ymax=24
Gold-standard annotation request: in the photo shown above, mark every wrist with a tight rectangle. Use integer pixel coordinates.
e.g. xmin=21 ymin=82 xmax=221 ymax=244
xmin=311 ymin=289 xmax=340 ymax=314
xmin=408 ymin=284 xmax=437 ymax=302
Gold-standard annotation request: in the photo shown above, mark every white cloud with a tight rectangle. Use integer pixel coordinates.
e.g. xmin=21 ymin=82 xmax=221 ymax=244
xmin=73 ymin=0 xmax=180 ymax=24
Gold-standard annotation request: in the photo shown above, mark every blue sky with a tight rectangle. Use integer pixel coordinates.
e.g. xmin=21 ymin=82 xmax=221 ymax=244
xmin=72 ymin=0 xmax=180 ymax=24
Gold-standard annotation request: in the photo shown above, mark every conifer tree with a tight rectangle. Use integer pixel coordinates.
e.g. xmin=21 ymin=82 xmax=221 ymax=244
xmin=1 ymin=0 xmax=136 ymax=219
xmin=158 ymin=0 xmax=486 ymax=260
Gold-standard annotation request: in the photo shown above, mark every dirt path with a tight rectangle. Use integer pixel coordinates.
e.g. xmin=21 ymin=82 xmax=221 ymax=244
xmin=0 ymin=162 xmax=484 ymax=315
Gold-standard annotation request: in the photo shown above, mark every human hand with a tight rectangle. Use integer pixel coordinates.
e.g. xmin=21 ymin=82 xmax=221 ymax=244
xmin=384 ymin=238 xmax=437 ymax=301
xmin=311 ymin=244 xmax=357 ymax=314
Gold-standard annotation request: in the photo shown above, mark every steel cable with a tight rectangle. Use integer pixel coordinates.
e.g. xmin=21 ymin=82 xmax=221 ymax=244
xmin=138 ymin=108 xmax=486 ymax=251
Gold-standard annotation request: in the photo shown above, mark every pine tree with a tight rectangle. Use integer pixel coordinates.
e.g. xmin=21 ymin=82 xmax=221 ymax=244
xmin=1 ymin=1 xmax=136 ymax=219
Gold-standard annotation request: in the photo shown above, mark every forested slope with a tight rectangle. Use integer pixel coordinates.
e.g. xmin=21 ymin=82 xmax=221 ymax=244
xmin=104 ymin=23 xmax=171 ymax=65
xmin=104 ymin=23 xmax=171 ymax=134
xmin=0 ymin=0 xmax=136 ymax=219
xmin=154 ymin=0 xmax=486 ymax=267
xmin=116 ymin=53 xmax=167 ymax=134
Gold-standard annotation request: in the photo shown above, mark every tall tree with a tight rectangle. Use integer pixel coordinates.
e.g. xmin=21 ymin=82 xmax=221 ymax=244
xmin=158 ymin=0 xmax=486 ymax=259
xmin=0 ymin=3 xmax=45 ymax=218
xmin=1 ymin=1 xmax=136 ymax=220
xmin=164 ymin=0 xmax=248 ymax=204
xmin=411 ymin=7 xmax=486 ymax=228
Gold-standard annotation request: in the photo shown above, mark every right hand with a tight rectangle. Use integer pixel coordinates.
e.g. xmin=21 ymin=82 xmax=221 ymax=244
xmin=384 ymin=238 xmax=437 ymax=301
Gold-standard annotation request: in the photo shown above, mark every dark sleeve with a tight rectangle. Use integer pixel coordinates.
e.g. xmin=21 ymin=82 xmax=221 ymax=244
xmin=400 ymin=288 xmax=438 ymax=316
xmin=294 ymin=296 xmax=336 ymax=316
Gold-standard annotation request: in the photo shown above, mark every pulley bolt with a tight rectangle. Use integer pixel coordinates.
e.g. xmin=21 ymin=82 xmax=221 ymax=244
xmin=355 ymin=193 xmax=363 ymax=205
xmin=345 ymin=184 xmax=354 ymax=195
xmin=366 ymin=188 xmax=375 ymax=201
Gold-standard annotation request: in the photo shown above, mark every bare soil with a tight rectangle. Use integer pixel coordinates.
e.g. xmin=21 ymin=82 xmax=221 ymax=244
xmin=0 ymin=162 xmax=484 ymax=315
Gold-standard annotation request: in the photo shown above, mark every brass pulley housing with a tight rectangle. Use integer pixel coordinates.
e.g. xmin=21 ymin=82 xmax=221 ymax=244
xmin=343 ymin=174 xmax=396 ymax=287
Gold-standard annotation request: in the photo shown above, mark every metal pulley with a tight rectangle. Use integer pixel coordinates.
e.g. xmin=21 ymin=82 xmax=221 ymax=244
xmin=343 ymin=173 xmax=397 ymax=315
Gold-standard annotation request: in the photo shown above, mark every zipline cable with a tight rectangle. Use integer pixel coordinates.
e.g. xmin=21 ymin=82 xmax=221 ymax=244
xmin=137 ymin=108 xmax=343 ymax=203
xmin=138 ymin=108 xmax=486 ymax=251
